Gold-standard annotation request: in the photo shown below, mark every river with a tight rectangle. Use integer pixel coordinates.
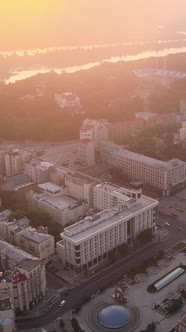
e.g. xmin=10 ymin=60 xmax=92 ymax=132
xmin=4 ymin=43 xmax=186 ymax=84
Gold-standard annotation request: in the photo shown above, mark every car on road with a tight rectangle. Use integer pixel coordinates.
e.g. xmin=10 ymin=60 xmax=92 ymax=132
xmin=178 ymin=227 xmax=183 ymax=231
xmin=59 ymin=300 xmax=66 ymax=306
xmin=164 ymin=222 xmax=170 ymax=226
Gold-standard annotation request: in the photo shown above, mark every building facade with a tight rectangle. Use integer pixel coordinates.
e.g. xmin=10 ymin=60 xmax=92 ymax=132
xmin=0 ymin=260 xmax=46 ymax=314
xmin=24 ymin=159 xmax=53 ymax=184
xmin=101 ymin=142 xmax=186 ymax=195
xmin=80 ymin=119 xmax=109 ymax=148
xmin=57 ymin=188 xmax=158 ymax=272
xmin=15 ymin=228 xmax=55 ymax=261
xmin=79 ymin=139 xmax=95 ymax=166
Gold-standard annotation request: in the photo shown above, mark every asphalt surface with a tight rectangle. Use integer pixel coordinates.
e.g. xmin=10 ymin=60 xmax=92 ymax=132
xmin=16 ymin=212 xmax=186 ymax=330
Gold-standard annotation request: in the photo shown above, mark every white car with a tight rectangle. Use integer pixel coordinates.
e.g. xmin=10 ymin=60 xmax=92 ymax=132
xmin=59 ymin=300 xmax=66 ymax=306
xmin=164 ymin=222 xmax=170 ymax=226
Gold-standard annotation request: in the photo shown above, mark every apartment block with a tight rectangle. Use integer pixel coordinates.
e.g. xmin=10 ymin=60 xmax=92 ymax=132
xmin=64 ymin=172 xmax=99 ymax=207
xmin=4 ymin=149 xmax=33 ymax=177
xmin=5 ymin=151 xmax=23 ymax=176
xmin=27 ymin=182 xmax=88 ymax=226
xmin=101 ymin=142 xmax=186 ymax=195
xmin=109 ymin=119 xmax=145 ymax=144
xmin=79 ymin=139 xmax=95 ymax=166
xmin=24 ymin=159 xmax=53 ymax=183
xmin=80 ymin=118 xmax=109 ymax=148
xmin=57 ymin=189 xmax=158 ymax=272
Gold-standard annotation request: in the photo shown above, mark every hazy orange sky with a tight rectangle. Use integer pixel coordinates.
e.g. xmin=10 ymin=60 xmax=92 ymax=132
xmin=1 ymin=0 xmax=186 ymax=50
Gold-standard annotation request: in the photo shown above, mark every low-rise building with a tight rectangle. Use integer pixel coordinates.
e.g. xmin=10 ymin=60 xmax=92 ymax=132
xmin=0 ymin=240 xmax=39 ymax=271
xmin=54 ymin=92 xmax=80 ymax=109
xmin=15 ymin=228 xmax=54 ymax=261
xmin=57 ymin=188 xmax=158 ymax=272
xmin=0 ymin=214 xmax=30 ymax=244
xmin=79 ymin=139 xmax=95 ymax=166
xmin=101 ymin=142 xmax=186 ymax=195
xmin=27 ymin=182 xmax=88 ymax=226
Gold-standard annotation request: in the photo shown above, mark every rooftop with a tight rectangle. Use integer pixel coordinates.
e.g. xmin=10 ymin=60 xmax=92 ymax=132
xmin=0 ymin=210 xmax=12 ymax=222
xmin=34 ymin=192 xmax=84 ymax=210
xmin=0 ymin=240 xmax=38 ymax=263
xmin=107 ymin=144 xmax=185 ymax=169
xmin=17 ymin=228 xmax=53 ymax=244
xmin=16 ymin=258 xmax=40 ymax=271
xmin=38 ymin=182 xmax=62 ymax=193
xmin=27 ymin=159 xmax=53 ymax=169
xmin=63 ymin=195 xmax=158 ymax=242
xmin=2 ymin=173 xmax=33 ymax=191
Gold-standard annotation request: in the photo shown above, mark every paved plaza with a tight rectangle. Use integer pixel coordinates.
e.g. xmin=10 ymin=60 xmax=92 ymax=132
xmin=74 ymin=251 xmax=186 ymax=332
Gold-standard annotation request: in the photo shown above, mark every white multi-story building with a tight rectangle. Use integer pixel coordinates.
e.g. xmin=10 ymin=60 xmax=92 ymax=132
xmin=15 ymin=228 xmax=55 ymax=261
xmin=92 ymin=182 xmax=142 ymax=211
xmin=57 ymin=188 xmax=158 ymax=272
xmin=54 ymin=92 xmax=80 ymax=109
xmin=0 ymin=298 xmax=15 ymax=332
xmin=4 ymin=149 xmax=33 ymax=177
xmin=79 ymin=139 xmax=95 ymax=166
xmin=101 ymin=142 xmax=186 ymax=196
xmin=27 ymin=182 xmax=88 ymax=226
xmin=64 ymin=172 xmax=99 ymax=207
xmin=0 ymin=260 xmax=46 ymax=314
xmin=80 ymin=119 xmax=109 ymax=148
xmin=24 ymin=159 xmax=53 ymax=183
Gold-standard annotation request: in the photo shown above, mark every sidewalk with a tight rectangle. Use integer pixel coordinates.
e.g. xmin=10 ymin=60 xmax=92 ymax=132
xmin=50 ymin=227 xmax=170 ymax=287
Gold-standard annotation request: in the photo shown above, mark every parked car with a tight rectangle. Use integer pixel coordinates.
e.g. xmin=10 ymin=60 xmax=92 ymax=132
xmin=59 ymin=300 xmax=66 ymax=307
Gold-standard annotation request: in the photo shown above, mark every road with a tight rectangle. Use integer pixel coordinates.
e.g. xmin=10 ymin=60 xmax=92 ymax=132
xmin=16 ymin=213 xmax=186 ymax=330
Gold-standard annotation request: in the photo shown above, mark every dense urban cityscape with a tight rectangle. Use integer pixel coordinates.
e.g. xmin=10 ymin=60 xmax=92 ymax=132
xmin=1 ymin=1 xmax=186 ymax=332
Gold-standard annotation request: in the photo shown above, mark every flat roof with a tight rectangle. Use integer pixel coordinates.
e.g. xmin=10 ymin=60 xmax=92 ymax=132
xmin=38 ymin=182 xmax=62 ymax=193
xmin=63 ymin=195 xmax=158 ymax=243
xmin=36 ymin=193 xmax=83 ymax=210
xmin=105 ymin=143 xmax=185 ymax=169
xmin=17 ymin=229 xmax=53 ymax=244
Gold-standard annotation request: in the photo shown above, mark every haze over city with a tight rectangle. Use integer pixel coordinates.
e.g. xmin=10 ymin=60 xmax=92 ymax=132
xmin=1 ymin=0 xmax=186 ymax=50
xmin=1 ymin=2 xmax=186 ymax=332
